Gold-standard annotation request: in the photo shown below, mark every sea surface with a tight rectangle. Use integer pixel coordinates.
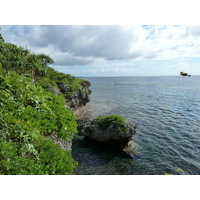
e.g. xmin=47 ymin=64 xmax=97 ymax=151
xmin=72 ymin=76 xmax=200 ymax=175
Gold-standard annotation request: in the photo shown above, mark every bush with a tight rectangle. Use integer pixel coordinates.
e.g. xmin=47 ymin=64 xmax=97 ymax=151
xmin=46 ymin=67 xmax=84 ymax=93
xmin=0 ymin=71 xmax=77 ymax=174
xmin=95 ymin=115 xmax=129 ymax=135
xmin=0 ymin=30 xmax=85 ymax=174
xmin=0 ymin=138 xmax=77 ymax=175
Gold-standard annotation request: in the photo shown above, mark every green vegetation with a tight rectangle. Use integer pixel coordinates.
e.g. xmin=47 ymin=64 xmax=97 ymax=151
xmin=0 ymin=30 xmax=80 ymax=174
xmin=0 ymin=31 xmax=84 ymax=94
xmin=165 ymin=168 xmax=185 ymax=175
xmin=42 ymin=67 xmax=84 ymax=96
xmin=0 ymin=29 xmax=4 ymax=42
xmin=95 ymin=115 xmax=129 ymax=135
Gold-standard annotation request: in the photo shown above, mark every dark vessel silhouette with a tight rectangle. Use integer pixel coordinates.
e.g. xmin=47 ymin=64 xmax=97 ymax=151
xmin=180 ymin=72 xmax=191 ymax=76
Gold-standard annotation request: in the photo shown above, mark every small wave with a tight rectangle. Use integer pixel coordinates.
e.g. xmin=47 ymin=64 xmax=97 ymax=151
xmin=85 ymin=76 xmax=200 ymax=174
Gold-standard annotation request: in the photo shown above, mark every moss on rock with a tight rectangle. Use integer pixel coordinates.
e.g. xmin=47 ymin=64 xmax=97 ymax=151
xmin=95 ymin=115 xmax=129 ymax=135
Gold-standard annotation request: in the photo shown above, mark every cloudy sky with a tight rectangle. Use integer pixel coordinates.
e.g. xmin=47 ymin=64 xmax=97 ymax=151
xmin=1 ymin=25 xmax=200 ymax=76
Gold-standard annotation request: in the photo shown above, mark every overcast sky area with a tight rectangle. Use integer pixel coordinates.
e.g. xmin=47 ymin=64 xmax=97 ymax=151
xmin=1 ymin=25 xmax=200 ymax=77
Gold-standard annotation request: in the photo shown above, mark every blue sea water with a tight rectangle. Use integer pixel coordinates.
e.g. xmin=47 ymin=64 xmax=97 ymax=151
xmin=80 ymin=76 xmax=200 ymax=175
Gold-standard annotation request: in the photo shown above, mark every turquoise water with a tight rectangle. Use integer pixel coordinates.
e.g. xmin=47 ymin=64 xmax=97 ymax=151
xmin=73 ymin=76 xmax=200 ymax=175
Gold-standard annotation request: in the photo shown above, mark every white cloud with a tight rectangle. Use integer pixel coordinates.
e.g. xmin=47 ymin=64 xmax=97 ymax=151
xmin=1 ymin=25 xmax=200 ymax=76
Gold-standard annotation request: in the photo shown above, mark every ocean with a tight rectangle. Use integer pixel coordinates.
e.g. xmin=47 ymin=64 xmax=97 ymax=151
xmin=72 ymin=76 xmax=200 ymax=175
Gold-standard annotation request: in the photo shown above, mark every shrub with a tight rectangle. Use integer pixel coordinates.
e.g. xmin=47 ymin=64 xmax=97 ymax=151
xmin=0 ymin=30 xmax=85 ymax=174
xmin=0 ymin=71 xmax=77 ymax=174
xmin=95 ymin=115 xmax=129 ymax=135
xmin=0 ymin=138 xmax=77 ymax=175
xmin=46 ymin=67 xmax=84 ymax=93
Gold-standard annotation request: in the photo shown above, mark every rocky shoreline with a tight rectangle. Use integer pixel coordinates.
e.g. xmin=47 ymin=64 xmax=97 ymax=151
xmin=51 ymin=77 xmax=137 ymax=174
xmin=71 ymin=105 xmax=92 ymax=121
xmin=71 ymin=137 xmax=135 ymax=175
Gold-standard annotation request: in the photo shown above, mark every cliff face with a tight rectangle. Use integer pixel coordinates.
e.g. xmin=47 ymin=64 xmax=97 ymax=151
xmin=66 ymin=80 xmax=92 ymax=108
xmin=48 ymin=79 xmax=92 ymax=151
xmin=57 ymin=80 xmax=92 ymax=108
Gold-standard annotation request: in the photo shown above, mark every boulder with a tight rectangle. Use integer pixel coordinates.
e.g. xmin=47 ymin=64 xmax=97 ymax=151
xmin=78 ymin=115 xmax=136 ymax=152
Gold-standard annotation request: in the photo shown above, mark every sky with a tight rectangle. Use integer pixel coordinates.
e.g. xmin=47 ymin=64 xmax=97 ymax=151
xmin=1 ymin=25 xmax=200 ymax=77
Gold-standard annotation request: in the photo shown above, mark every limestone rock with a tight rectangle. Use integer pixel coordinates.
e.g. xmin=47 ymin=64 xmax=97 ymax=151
xmin=48 ymin=86 xmax=61 ymax=95
xmin=57 ymin=80 xmax=92 ymax=108
xmin=66 ymin=86 xmax=91 ymax=107
xmin=78 ymin=118 xmax=136 ymax=151
xmin=50 ymin=135 xmax=73 ymax=151
xmin=56 ymin=82 xmax=70 ymax=94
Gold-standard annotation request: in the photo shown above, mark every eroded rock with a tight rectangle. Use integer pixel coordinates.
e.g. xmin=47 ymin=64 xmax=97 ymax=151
xmin=78 ymin=115 xmax=136 ymax=152
xmin=57 ymin=80 xmax=92 ymax=108
xmin=50 ymin=135 xmax=73 ymax=151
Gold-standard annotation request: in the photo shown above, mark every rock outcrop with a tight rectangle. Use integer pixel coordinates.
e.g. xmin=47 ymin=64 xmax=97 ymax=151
xmin=78 ymin=117 xmax=136 ymax=152
xmin=50 ymin=135 xmax=73 ymax=151
xmin=48 ymin=86 xmax=61 ymax=95
xmin=180 ymin=72 xmax=191 ymax=76
xmin=57 ymin=80 xmax=92 ymax=108
xmin=47 ymin=79 xmax=92 ymax=151
xmin=57 ymin=80 xmax=91 ymax=150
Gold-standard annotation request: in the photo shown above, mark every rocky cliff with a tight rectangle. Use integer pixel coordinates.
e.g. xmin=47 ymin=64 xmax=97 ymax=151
xmin=56 ymin=80 xmax=92 ymax=108
xmin=47 ymin=79 xmax=92 ymax=151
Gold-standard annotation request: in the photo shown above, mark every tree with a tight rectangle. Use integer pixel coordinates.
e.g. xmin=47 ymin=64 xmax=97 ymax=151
xmin=0 ymin=30 xmax=54 ymax=83
xmin=0 ymin=43 xmax=13 ymax=73
xmin=0 ymin=28 xmax=5 ymax=43
xmin=15 ymin=47 xmax=30 ymax=75
xmin=36 ymin=54 xmax=54 ymax=80
xmin=37 ymin=53 xmax=54 ymax=66
xmin=0 ymin=43 xmax=28 ymax=74
xmin=26 ymin=53 xmax=53 ymax=84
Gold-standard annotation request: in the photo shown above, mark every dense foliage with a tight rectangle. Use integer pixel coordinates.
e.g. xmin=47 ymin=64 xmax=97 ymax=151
xmin=39 ymin=67 xmax=84 ymax=97
xmin=95 ymin=115 xmax=129 ymax=135
xmin=0 ymin=31 xmax=79 ymax=174
xmin=47 ymin=67 xmax=83 ymax=91
xmin=0 ymin=32 xmax=84 ymax=92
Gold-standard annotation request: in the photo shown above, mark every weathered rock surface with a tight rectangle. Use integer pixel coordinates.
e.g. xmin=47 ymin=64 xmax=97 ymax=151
xmin=51 ymin=135 xmax=73 ymax=151
xmin=78 ymin=119 xmax=136 ymax=151
xmin=57 ymin=80 xmax=92 ymax=108
xmin=56 ymin=82 xmax=70 ymax=94
xmin=47 ymin=80 xmax=91 ymax=151
xmin=48 ymin=86 xmax=61 ymax=95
